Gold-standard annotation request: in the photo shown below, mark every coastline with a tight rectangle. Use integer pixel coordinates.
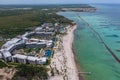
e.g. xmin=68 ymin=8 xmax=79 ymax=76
xmin=63 ymin=24 xmax=85 ymax=80
xmin=72 ymin=42 xmax=84 ymax=80
xmin=62 ymin=24 xmax=80 ymax=80
xmin=49 ymin=24 xmax=83 ymax=80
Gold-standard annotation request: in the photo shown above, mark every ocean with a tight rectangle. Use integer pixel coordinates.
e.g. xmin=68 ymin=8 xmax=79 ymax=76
xmin=58 ymin=4 xmax=120 ymax=80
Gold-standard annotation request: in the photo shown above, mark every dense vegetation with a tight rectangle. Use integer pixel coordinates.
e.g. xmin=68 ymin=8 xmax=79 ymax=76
xmin=0 ymin=7 xmax=73 ymax=47
xmin=12 ymin=64 xmax=48 ymax=80
xmin=0 ymin=10 xmax=72 ymax=39
xmin=0 ymin=60 xmax=7 ymax=68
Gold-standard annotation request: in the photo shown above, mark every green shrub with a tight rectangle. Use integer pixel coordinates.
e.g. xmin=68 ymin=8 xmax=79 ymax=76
xmin=12 ymin=64 xmax=48 ymax=80
xmin=0 ymin=60 xmax=7 ymax=68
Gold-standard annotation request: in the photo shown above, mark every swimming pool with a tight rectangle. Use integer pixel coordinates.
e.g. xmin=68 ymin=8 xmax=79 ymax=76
xmin=45 ymin=50 xmax=52 ymax=57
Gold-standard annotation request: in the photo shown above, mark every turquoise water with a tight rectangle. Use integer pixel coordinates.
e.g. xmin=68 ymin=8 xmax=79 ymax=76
xmin=58 ymin=4 xmax=120 ymax=80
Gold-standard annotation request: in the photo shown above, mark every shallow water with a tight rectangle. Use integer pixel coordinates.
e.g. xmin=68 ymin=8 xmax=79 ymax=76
xmin=58 ymin=4 xmax=120 ymax=80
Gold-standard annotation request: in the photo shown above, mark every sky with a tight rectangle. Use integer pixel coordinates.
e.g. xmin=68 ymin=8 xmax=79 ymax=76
xmin=0 ymin=0 xmax=120 ymax=4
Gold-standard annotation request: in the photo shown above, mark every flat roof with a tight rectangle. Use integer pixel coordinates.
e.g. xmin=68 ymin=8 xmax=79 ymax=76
xmin=35 ymin=27 xmax=42 ymax=30
xmin=3 ymin=38 xmax=21 ymax=48
xmin=0 ymin=50 xmax=12 ymax=58
xmin=13 ymin=54 xmax=27 ymax=59
xmin=37 ymin=57 xmax=47 ymax=62
xmin=27 ymin=56 xmax=38 ymax=61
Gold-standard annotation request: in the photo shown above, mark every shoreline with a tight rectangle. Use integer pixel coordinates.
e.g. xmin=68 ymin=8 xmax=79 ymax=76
xmin=72 ymin=43 xmax=84 ymax=80
xmin=49 ymin=24 xmax=83 ymax=80
xmin=62 ymin=24 xmax=81 ymax=80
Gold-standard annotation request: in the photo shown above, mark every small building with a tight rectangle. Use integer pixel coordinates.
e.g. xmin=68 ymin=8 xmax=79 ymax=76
xmin=26 ymin=42 xmax=46 ymax=48
xmin=12 ymin=54 xmax=27 ymax=64
xmin=54 ymin=23 xmax=59 ymax=26
xmin=2 ymin=38 xmax=22 ymax=48
xmin=29 ymin=38 xmax=39 ymax=42
xmin=46 ymin=40 xmax=53 ymax=48
xmin=22 ymin=32 xmax=35 ymax=39
xmin=0 ymin=50 xmax=12 ymax=61
xmin=46 ymin=28 xmax=54 ymax=32
xmin=27 ymin=56 xmax=38 ymax=64
xmin=46 ymin=42 xmax=53 ymax=48
xmin=36 ymin=57 xmax=47 ymax=64
xmin=35 ymin=27 xmax=44 ymax=32
xmin=36 ymin=32 xmax=55 ymax=36
xmin=42 ymin=23 xmax=53 ymax=28
xmin=3 ymin=41 xmax=25 ymax=53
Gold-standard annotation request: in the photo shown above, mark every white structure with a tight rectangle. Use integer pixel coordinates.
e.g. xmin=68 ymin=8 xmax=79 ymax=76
xmin=0 ymin=49 xmax=12 ymax=61
xmin=26 ymin=39 xmax=53 ymax=48
xmin=27 ymin=56 xmax=38 ymax=64
xmin=35 ymin=27 xmax=44 ymax=32
xmin=12 ymin=54 xmax=27 ymax=64
xmin=36 ymin=32 xmax=55 ymax=36
xmin=22 ymin=32 xmax=35 ymax=40
xmin=0 ymin=23 xmax=54 ymax=64
xmin=27 ymin=56 xmax=47 ymax=64
xmin=36 ymin=57 xmax=47 ymax=64
xmin=12 ymin=54 xmax=47 ymax=64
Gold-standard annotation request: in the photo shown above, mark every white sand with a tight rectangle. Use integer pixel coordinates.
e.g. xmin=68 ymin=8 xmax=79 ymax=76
xmin=49 ymin=25 xmax=79 ymax=80
xmin=0 ymin=67 xmax=16 ymax=80
xmin=62 ymin=25 xmax=79 ymax=80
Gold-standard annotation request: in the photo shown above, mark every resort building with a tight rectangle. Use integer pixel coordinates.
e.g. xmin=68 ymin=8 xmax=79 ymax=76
xmin=0 ymin=23 xmax=55 ymax=64
xmin=36 ymin=57 xmax=47 ymax=64
xmin=26 ymin=41 xmax=46 ymax=48
xmin=36 ymin=32 xmax=55 ymax=36
xmin=27 ymin=56 xmax=47 ymax=64
xmin=0 ymin=49 xmax=12 ymax=61
xmin=12 ymin=54 xmax=47 ymax=64
xmin=12 ymin=54 xmax=27 ymax=64
xmin=27 ymin=56 xmax=38 ymax=64
xmin=35 ymin=27 xmax=44 ymax=32
xmin=42 ymin=23 xmax=53 ymax=28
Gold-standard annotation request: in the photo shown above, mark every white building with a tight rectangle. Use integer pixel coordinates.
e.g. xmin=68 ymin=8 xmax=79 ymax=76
xmin=35 ymin=27 xmax=44 ymax=32
xmin=36 ymin=32 xmax=55 ymax=36
xmin=0 ymin=23 xmax=55 ymax=64
xmin=12 ymin=54 xmax=27 ymax=64
xmin=0 ymin=49 xmax=12 ymax=61
xmin=26 ymin=41 xmax=46 ymax=48
xmin=25 ymin=39 xmax=53 ymax=48
xmin=27 ymin=56 xmax=47 ymax=64
xmin=36 ymin=57 xmax=47 ymax=64
xmin=22 ymin=32 xmax=35 ymax=40
xmin=2 ymin=38 xmax=22 ymax=48
xmin=12 ymin=54 xmax=47 ymax=64
xmin=27 ymin=56 xmax=39 ymax=64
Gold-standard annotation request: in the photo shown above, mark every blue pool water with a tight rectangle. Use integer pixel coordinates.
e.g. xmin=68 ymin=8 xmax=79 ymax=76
xmin=45 ymin=50 xmax=52 ymax=57
xmin=52 ymin=37 xmax=56 ymax=42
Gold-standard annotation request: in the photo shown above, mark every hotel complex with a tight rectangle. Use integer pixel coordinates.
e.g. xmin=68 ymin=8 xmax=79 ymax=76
xmin=0 ymin=23 xmax=58 ymax=64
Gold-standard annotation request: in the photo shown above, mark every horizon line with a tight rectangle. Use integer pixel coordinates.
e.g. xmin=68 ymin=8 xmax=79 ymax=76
xmin=0 ymin=3 xmax=120 ymax=5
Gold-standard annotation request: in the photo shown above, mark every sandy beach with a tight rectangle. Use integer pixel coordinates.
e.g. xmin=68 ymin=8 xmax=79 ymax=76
xmin=49 ymin=24 xmax=79 ymax=80
xmin=62 ymin=24 xmax=79 ymax=80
